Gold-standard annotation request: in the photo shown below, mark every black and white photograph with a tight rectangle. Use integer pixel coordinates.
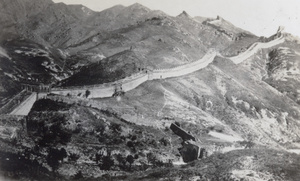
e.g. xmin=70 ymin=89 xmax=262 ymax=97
xmin=0 ymin=0 xmax=300 ymax=180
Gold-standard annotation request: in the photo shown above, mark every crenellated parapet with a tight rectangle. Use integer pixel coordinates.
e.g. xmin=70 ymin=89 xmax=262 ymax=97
xmin=227 ymin=34 xmax=285 ymax=64
xmin=51 ymin=49 xmax=217 ymax=99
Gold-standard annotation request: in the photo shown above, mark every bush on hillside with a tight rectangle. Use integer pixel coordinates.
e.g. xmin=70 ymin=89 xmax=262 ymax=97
xmin=46 ymin=148 xmax=67 ymax=172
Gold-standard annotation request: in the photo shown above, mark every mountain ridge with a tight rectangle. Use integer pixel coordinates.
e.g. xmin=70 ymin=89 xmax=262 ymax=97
xmin=1 ymin=1 xmax=300 ymax=180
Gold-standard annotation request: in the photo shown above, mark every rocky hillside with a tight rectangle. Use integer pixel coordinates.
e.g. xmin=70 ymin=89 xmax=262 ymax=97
xmin=1 ymin=1 xmax=300 ymax=181
xmin=120 ymin=149 xmax=300 ymax=181
xmin=0 ymin=37 xmax=71 ymax=104
xmin=0 ymin=98 xmax=179 ymax=180
xmin=60 ymin=50 xmax=145 ymax=87
xmin=0 ymin=0 xmax=258 ymax=96
xmin=238 ymin=33 xmax=300 ymax=104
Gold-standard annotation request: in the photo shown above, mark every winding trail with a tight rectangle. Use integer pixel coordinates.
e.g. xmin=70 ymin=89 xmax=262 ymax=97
xmin=157 ymin=86 xmax=168 ymax=117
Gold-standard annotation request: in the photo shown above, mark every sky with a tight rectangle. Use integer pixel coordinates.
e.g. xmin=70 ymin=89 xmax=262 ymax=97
xmin=52 ymin=0 xmax=300 ymax=37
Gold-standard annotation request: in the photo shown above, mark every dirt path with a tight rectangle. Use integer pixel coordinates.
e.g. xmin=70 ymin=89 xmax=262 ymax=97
xmin=208 ymin=131 xmax=243 ymax=142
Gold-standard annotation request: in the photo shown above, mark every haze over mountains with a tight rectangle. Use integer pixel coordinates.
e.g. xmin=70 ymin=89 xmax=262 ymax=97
xmin=0 ymin=0 xmax=300 ymax=180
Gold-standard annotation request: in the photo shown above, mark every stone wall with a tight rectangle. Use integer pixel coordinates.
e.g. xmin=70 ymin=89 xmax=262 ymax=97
xmin=229 ymin=35 xmax=285 ymax=64
xmin=149 ymin=51 xmax=216 ymax=80
xmin=51 ymin=50 xmax=217 ymax=99
xmin=49 ymin=34 xmax=284 ymax=99
xmin=9 ymin=92 xmax=37 ymax=116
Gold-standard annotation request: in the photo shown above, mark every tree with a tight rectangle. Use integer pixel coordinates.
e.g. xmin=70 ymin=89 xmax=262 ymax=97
xmin=126 ymin=155 xmax=134 ymax=170
xmin=146 ymin=152 xmax=155 ymax=165
xmin=85 ymin=90 xmax=91 ymax=98
xmin=116 ymin=154 xmax=126 ymax=169
xmin=159 ymin=137 xmax=169 ymax=146
xmin=73 ymin=170 xmax=83 ymax=180
xmin=46 ymin=148 xmax=67 ymax=172
xmin=95 ymin=153 xmax=103 ymax=164
xmin=110 ymin=123 xmax=122 ymax=133
xmin=146 ymin=152 xmax=163 ymax=167
xmin=100 ymin=154 xmax=114 ymax=170
xmin=69 ymin=153 xmax=80 ymax=162
xmin=127 ymin=141 xmax=134 ymax=148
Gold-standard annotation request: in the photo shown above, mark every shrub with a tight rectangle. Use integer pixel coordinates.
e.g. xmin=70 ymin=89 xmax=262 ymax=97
xmin=159 ymin=137 xmax=169 ymax=146
xmin=69 ymin=153 xmax=80 ymax=162
xmin=116 ymin=154 xmax=126 ymax=168
xmin=28 ymin=114 xmax=72 ymax=147
xmin=131 ymin=135 xmax=137 ymax=141
xmin=46 ymin=148 xmax=67 ymax=172
xmin=127 ymin=141 xmax=134 ymax=148
xmin=85 ymin=90 xmax=91 ymax=98
xmin=146 ymin=152 xmax=164 ymax=167
xmin=73 ymin=171 xmax=83 ymax=180
xmin=110 ymin=123 xmax=122 ymax=133
xmin=100 ymin=155 xmax=114 ymax=170
xmin=126 ymin=155 xmax=134 ymax=170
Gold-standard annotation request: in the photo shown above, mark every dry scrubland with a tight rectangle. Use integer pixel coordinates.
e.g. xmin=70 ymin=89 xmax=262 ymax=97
xmin=1 ymin=0 xmax=300 ymax=180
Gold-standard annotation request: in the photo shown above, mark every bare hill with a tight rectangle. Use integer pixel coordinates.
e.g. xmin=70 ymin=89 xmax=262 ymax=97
xmin=1 ymin=1 xmax=300 ymax=180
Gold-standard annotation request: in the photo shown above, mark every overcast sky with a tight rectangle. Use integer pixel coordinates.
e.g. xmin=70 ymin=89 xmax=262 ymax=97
xmin=52 ymin=0 xmax=300 ymax=37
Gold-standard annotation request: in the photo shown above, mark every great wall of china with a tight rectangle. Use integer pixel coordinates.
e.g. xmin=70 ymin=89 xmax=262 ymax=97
xmin=229 ymin=34 xmax=285 ymax=64
xmin=51 ymin=49 xmax=217 ymax=99
xmin=9 ymin=92 xmax=37 ymax=116
xmin=6 ymin=34 xmax=285 ymax=115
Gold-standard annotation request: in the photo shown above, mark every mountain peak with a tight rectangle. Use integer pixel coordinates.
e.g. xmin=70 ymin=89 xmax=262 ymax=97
xmin=105 ymin=4 xmax=125 ymax=11
xmin=178 ymin=11 xmax=191 ymax=18
xmin=98 ymin=4 xmax=125 ymax=16
xmin=127 ymin=3 xmax=150 ymax=11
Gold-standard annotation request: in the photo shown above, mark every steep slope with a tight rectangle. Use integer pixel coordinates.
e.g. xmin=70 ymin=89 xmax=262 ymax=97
xmin=99 ymin=55 xmax=300 ymax=148
xmin=205 ymin=16 xmax=254 ymax=37
xmin=121 ymin=149 xmax=300 ymax=181
xmin=62 ymin=10 xmax=259 ymax=87
xmin=0 ymin=0 xmax=95 ymax=103
xmin=239 ymin=33 xmax=300 ymax=104
xmin=265 ymin=46 xmax=300 ymax=104
xmin=0 ymin=38 xmax=70 ymax=104
xmin=60 ymin=50 xmax=145 ymax=87
xmin=0 ymin=1 xmax=259 ymax=97
xmin=18 ymin=2 xmax=95 ymax=47
xmin=1 ymin=1 xmax=300 ymax=180
xmin=0 ymin=99 xmax=179 ymax=179
xmin=200 ymin=16 xmax=259 ymax=56
xmin=0 ymin=0 xmax=53 ymax=42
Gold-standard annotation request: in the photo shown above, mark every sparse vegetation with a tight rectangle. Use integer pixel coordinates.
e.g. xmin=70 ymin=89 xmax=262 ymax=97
xmin=47 ymin=148 xmax=67 ymax=172
xmin=1 ymin=1 xmax=300 ymax=180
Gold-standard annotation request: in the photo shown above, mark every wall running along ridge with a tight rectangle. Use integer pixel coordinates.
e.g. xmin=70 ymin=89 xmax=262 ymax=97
xmin=9 ymin=92 xmax=37 ymax=116
xmin=7 ymin=35 xmax=286 ymax=115
xmin=229 ymin=35 xmax=285 ymax=64
xmin=51 ymin=33 xmax=285 ymax=99
xmin=51 ymin=49 xmax=217 ymax=98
